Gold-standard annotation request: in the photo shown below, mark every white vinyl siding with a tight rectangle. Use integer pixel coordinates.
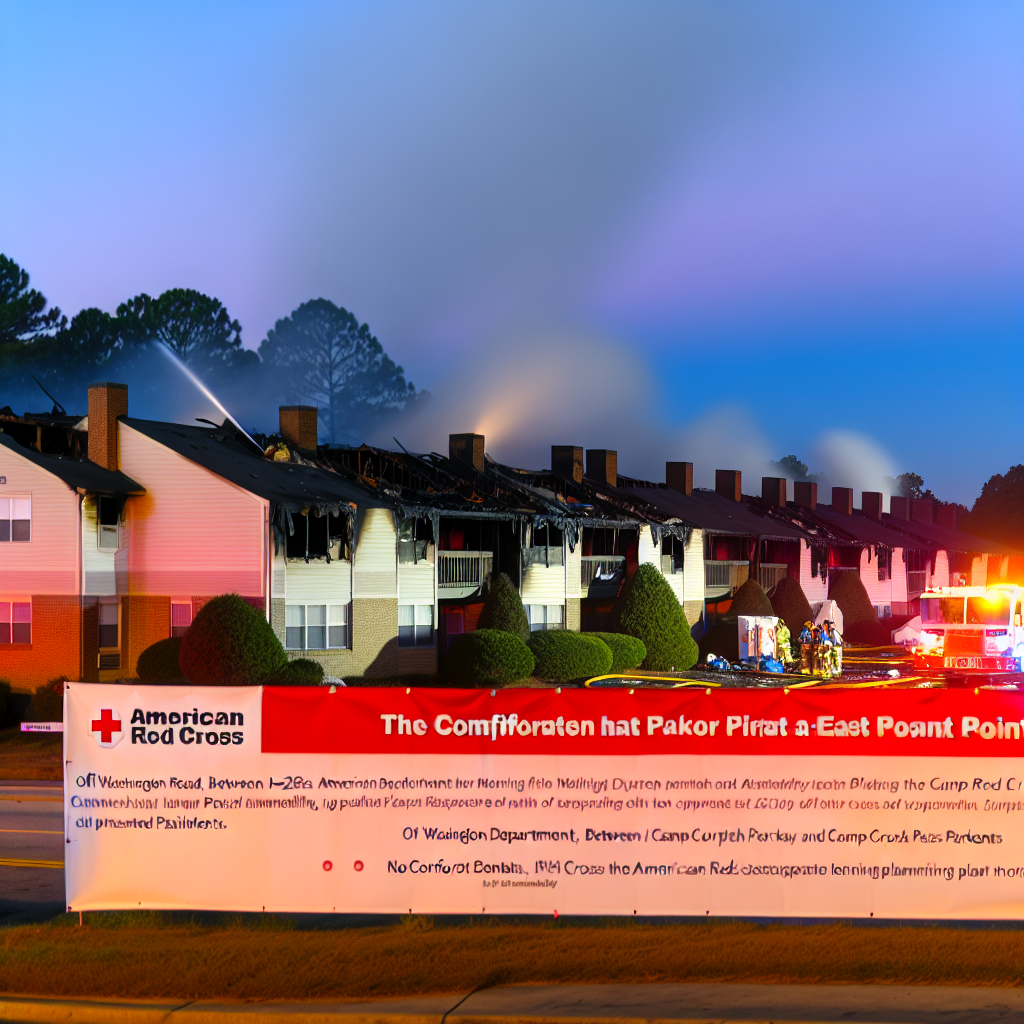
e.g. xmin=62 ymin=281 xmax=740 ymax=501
xmin=283 ymin=559 xmax=352 ymax=604
xmin=353 ymin=508 xmax=397 ymax=597
xmin=83 ymin=496 xmax=117 ymax=596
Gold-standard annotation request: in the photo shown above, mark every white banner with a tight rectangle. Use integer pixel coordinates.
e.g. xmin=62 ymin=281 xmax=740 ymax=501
xmin=65 ymin=684 xmax=1024 ymax=918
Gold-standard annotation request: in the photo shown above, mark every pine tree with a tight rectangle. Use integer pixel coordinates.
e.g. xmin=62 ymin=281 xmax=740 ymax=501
xmin=619 ymin=563 xmax=698 ymax=671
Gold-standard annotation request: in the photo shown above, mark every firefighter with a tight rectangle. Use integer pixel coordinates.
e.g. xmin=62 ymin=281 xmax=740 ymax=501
xmin=799 ymin=621 xmax=814 ymax=674
xmin=776 ymin=619 xmax=795 ymax=668
xmin=825 ymin=619 xmax=844 ymax=676
xmin=818 ymin=621 xmax=834 ymax=679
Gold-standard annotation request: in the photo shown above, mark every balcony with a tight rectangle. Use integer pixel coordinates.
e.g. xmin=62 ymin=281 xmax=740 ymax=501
xmin=581 ymin=555 xmax=625 ymax=597
xmin=704 ymin=560 xmax=749 ymax=599
xmin=758 ymin=563 xmax=788 ymax=592
xmin=437 ymin=550 xmax=493 ymax=599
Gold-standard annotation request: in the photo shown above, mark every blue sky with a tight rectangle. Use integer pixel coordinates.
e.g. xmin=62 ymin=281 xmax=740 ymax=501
xmin=1 ymin=1 xmax=1021 ymax=502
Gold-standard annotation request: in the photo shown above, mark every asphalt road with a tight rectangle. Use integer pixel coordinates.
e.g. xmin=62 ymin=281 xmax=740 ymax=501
xmin=0 ymin=780 xmax=66 ymax=925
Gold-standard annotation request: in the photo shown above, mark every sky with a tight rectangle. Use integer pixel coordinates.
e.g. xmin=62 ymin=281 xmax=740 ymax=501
xmin=1 ymin=0 xmax=1021 ymax=504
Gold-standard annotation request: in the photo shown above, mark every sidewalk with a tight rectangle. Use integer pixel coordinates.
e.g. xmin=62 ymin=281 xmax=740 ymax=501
xmin=3 ymin=983 xmax=1023 ymax=1024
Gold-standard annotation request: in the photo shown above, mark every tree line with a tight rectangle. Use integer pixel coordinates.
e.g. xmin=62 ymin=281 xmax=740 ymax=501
xmin=0 ymin=253 xmax=422 ymax=444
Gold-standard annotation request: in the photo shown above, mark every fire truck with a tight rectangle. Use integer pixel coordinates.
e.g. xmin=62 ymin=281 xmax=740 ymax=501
xmin=913 ymin=584 xmax=1023 ymax=674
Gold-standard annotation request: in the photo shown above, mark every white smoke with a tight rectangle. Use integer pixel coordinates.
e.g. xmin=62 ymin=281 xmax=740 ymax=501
xmin=813 ymin=430 xmax=897 ymax=501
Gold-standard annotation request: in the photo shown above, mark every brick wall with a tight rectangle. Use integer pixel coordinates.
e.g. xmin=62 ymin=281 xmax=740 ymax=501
xmin=2 ymin=595 xmax=82 ymax=694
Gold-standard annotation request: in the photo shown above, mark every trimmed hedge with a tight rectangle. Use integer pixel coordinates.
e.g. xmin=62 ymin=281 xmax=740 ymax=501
xmin=446 ymin=629 xmax=535 ymax=687
xmin=587 ymin=632 xmax=646 ymax=674
xmin=273 ymin=658 xmax=325 ymax=686
xmin=529 ymin=631 xmax=613 ymax=682
xmin=31 ymin=677 xmax=67 ymax=722
xmin=478 ymin=572 xmax=531 ymax=642
xmin=729 ymin=577 xmax=774 ymax=618
xmin=828 ymin=570 xmax=877 ymax=625
xmin=179 ymin=594 xmax=288 ymax=686
xmin=137 ymin=637 xmax=185 ymax=683
xmin=619 ymin=564 xmax=699 ymax=671
xmin=768 ymin=576 xmax=812 ymax=635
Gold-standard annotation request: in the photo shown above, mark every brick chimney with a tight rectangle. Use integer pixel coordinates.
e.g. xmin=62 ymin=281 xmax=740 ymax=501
xmin=279 ymin=406 xmax=318 ymax=451
xmin=761 ymin=477 xmax=787 ymax=507
xmin=586 ymin=449 xmax=617 ymax=487
xmin=890 ymin=495 xmax=910 ymax=520
xmin=666 ymin=461 xmax=693 ymax=497
xmin=552 ymin=445 xmax=584 ymax=484
xmin=936 ymin=505 xmax=957 ymax=530
xmin=794 ymin=481 xmax=817 ymax=510
xmin=831 ymin=487 xmax=853 ymax=515
xmin=912 ymin=498 xmax=933 ymax=524
xmin=715 ymin=469 xmax=741 ymax=502
xmin=862 ymin=491 xmax=883 ymax=521
xmin=449 ymin=433 xmax=485 ymax=473
xmin=88 ymin=382 xmax=128 ymax=471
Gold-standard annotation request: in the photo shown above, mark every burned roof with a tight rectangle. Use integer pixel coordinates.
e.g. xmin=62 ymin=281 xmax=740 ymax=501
xmin=758 ymin=500 xmax=926 ymax=550
xmin=123 ymin=419 xmax=388 ymax=515
xmin=617 ymin=482 xmax=808 ymax=542
xmin=0 ymin=433 xmax=143 ymax=496
xmin=881 ymin=514 xmax=1020 ymax=556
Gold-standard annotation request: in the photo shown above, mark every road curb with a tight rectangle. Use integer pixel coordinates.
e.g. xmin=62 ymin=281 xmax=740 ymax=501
xmin=0 ymin=996 xmax=838 ymax=1024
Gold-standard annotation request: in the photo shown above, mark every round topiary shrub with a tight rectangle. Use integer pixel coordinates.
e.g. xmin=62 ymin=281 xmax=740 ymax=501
xmin=445 ymin=629 xmax=535 ymax=687
xmin=477 ymin=572 xmax=531 ymax=642
xmin=828 ymin=570 xmax=877 ymax=625
xmin=528 ymin=631 xmax=613 ymax=682
xmin=729 ymin=576 xmax=774 ymax=617
xmin=272 ymin=658 xmax=325 ymax=685
xmin=587 ymin=632 xmax=646 ymax=673
xmin=767 ymin=575 xmax=812 ymax=636
xmin=619 ymin=564 xmax=699 ymax=671
xmin=137 ymin=637 xmax=185 ymax=683
xmin=179 ymin=594 xmax=287 ymax=686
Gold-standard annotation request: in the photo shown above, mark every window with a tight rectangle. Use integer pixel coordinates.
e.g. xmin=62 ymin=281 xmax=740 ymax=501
xmin=399 ymin=604 xmax=434 ymax=646
xmin=285 ymin=511 xmax=347 ymax=562
xmin=0 ymin=601 xmax=31 ymax=643
xmin=399 ymin=519 xmax=431 ymax=564
xmin=0 ymin=496 xmax=31 ymax=542
xmin=171 ymin=602 xmax=192 ymax=637
xmin=660 ymin=535 xmax=685 ymax=574
xmin=98 ymin=599 xmax=119 ymax=649
xmin=528 ymin=604 xmax=564 ymax=631
xmin=97 ymin=497 xmax=120 ymax=550
xmin=524 ymin=525 xmax=564 ymax=567
xmin=286 ymin=603 xmax=349 ymax=650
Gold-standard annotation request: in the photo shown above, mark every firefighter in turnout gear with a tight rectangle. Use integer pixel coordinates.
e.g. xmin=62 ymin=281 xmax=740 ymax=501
xmin=775 ymin=619 xmax=795 ymax=668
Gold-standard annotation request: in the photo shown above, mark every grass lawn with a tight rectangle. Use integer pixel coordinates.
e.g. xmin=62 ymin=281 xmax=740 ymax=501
xmin=0 ymin=916 xmax=1021 ymax=1000
xmin=0 ymin=726 xmax=62 ymax=781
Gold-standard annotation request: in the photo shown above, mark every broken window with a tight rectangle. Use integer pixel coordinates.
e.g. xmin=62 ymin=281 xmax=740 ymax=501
xmin=98 ymin=599 xmax=119 ymax=649
xmin=399 ymin=604 xmax=434 ymax=646
xmin=285 ymin=511 xmax=347 ymax=562
xmin=0 ymin=601 xmax=31 ymax=643
xmin=660 ymin=534 xmax=685 ymax=574
xmin=399 ymin=519 xmax=432 ymax=564
xmin=524 ymin=524 xmax=564 ymax=567
xmin=286 ymin=603 xmax=349 ymax=650
xmin=171 ymin=602 xmax=192 ymax=638
xmin=0 ymin=496 xmax=31 ymax=542
xmin=97 ymin=497 xmax=120 ymax=550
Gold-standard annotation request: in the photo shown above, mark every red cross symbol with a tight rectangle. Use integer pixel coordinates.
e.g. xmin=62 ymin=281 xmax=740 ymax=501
xmin=91 ymin=709 xmax=121 ymax=743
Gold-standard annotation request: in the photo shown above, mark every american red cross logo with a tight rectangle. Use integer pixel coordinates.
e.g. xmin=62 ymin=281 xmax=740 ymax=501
xmin=90 ymin=708 xmax=123 ymax=747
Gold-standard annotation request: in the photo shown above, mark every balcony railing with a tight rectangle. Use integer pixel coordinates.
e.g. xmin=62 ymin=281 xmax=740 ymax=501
xmin=705 ymin=560 xmax=749 ymax=598
xmin=758 ymin=563 xmax=788 ymax=592
xmin=581 ymin=555 xmax=625 ymax=594
xmin=437 ymin=550 xmax=493 ymax=595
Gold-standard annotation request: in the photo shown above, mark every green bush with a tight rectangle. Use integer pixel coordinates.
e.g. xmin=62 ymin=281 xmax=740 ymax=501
xmin=477 ymin=572 xmax=531 ymax=641
xmin=137 ymin=637 xmax=185 ymax=683
xmin=178 ymin=594 xmax=287 ymax=686
xmin=619 ymin=564 xmax=699 ymax=671
xmin=31 ymin=677 xmax=67 ymax=722
xmin=445 ymin=629 xmax=535 ymax=687
xmin=587 ymin=632 xmax=646 ymax=673
xmin=0 ymin=679 xmax=11 ymax=726
xmin=272 ymin=658 xmax=325 ymax=685
xmin=528 ymin=631 xmax=613 ymax=682
xmin=767 ymin=575 xmax=812 ymax=635
xmin=828 ymin=570 xmax=877 ymax=625
xmin=729 ymin=577 xmax=774 ymax=617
